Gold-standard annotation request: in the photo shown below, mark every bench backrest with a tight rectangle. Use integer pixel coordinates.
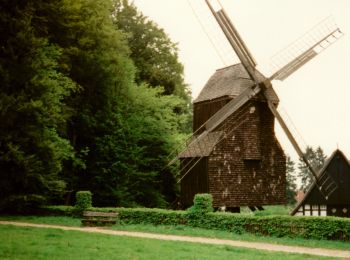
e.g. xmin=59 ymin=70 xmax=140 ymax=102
xmin=83 ymin=211 xmax=118 ymax=217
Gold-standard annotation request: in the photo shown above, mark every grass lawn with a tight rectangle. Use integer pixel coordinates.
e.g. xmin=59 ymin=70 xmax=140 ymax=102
xmin=0 ymin=225 xmax=337 ymax=259
xmin=1 ymin=215 xmax=350 ymax=251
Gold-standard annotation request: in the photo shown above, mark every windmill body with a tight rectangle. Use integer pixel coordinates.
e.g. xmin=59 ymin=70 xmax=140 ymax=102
xmin=179 ymin=64 xmax=286 ymax=208
xmin=176 ymin=0 xmax=343 ymax=210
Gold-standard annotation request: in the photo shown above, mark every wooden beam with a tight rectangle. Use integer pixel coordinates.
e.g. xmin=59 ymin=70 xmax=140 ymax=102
xmin=266 ymin=98 xmax=320 ymax=182
xmin=205 ymin=0 xmax=257 ymax=81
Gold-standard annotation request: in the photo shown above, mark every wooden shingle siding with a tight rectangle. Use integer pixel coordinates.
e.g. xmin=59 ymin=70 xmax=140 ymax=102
xmin=193 ymin=97 xmax=231 ymax=133
xmin=208 ymin=100 xmax=286 ymax=207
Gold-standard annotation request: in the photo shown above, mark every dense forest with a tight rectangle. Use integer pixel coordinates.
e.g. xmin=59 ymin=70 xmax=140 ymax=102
xmin=0 ymin=0 xmax=192 ymax=211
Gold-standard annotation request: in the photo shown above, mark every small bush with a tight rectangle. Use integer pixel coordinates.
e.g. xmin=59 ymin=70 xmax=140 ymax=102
xmin=187 ymin=194 xmax=213 ymax=214
xmin=75 ymin=191 xmax=92 ymax=212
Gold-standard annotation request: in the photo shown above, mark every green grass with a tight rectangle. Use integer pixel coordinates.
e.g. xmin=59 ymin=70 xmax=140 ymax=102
xmin=0 ymin=225 xmax=336 ymax=259
xmin=114 ymin=223 xmax=350 ymax=251
xmin=1 ymin=215 xmax=350 ymax=251
xmin=0 ymin=215 xmax=81 ymax=226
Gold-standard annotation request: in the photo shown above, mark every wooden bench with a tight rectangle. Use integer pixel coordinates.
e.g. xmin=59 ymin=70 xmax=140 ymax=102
xmin=82 ymin=211 xmax=118 ymax=226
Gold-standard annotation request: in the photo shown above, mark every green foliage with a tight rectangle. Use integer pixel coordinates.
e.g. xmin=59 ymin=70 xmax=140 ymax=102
xmin=286 ymin=156 xmax=297 ymax=205
xmin=75 ymin=191 xmax=92 ymax=212
xmin=187 ymin=194 xmax=214 ymax=215
xmin=115 ymin=208 xmax=350 ymax=241
xmin=37 ymin=206 xmax=76 ymax=216
xmin=84 ymin=84 xmax=188 ymax=207
xmin=0 ymin=0 xmax=192 ymax=210
xmin=32 ymin=205 xmax=350 ymax=241
xmin=112 ymin=0 xmax=188 ymax=96
xmin=112 ymin=0 xmax=192 ymax=134
xmin=298 ymin=146 xmax=326 ymax=192
xmin=50 ymin=0 xmax=191 ymax=207
xmin=1 ymin=225 xmax=314 ymax=260
xmin=115 ymin=207 xmax=188 ymax=226
xmin=0 ymin=0 xmax=76 ymax=211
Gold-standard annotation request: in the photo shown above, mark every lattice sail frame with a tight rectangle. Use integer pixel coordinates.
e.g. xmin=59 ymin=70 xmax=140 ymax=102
xmin=270 ymin=16 xmax=344 ymax=81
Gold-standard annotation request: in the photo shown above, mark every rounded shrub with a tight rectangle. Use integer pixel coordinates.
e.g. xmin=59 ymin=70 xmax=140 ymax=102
xmin=187 ymin=193 xmax=213 ymax=214
xmin=75 ymin=191 xmax=92 ymax=212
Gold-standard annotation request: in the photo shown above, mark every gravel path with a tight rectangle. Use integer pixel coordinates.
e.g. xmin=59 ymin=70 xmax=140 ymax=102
xmin=1 ymin=221 xmax=350 ymax=258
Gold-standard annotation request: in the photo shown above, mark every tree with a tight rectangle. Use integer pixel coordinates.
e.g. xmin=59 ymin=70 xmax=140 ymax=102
xmin=112 ymin=0 xmax=192 ymax=133
xmin=0 ymin=0 xmax=76 ymax=211
xmin=44 ymin=0 xmax=189 ymax=207
xmin=90 ymin=85 xmax=188 ymax=207
xmin=39 ymin=0 xmax=137 ymax=205
xmin=298 ymin=146 xmax=327 ymax=192
xmin=112 ymin=0 xmax=189 ymax=96
xmin=286 ymin=156 xmax=297 ymax=205
xmin=0 ymin=0 xmax=192 ymax=209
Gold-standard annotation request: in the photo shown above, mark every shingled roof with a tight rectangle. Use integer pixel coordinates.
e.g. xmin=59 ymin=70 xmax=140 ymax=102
xmin=194 ymin=63 xmax=279 ymax=104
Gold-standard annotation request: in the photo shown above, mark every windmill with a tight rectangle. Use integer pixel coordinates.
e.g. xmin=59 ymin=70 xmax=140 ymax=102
xmin=174 ymin=0 xmax=343 ymax=210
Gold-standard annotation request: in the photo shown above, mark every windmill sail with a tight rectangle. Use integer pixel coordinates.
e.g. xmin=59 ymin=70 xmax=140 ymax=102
xmin=174 ymin=83 xmax=262 ymax=162
xmin=266 ymin=97 xmax=338 ymax=199
xmin=270 ymin=16 xmax=344 ymax=81
xmin=205 ymin=0 xmax=257 ymax=80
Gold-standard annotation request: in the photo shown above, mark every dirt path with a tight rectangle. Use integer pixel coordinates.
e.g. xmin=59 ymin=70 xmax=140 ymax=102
xmin=1 ymin=220 xmax=349 ymax=258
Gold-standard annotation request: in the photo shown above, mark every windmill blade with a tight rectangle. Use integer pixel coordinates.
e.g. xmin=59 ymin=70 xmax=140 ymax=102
xmin=169 ymin=83 xmax=262 ymax=167
xmin=205 ymin=0 xmax=258 ymax=81
xmin=203 ymin=83 xmax=261 ymax=132
xmin=178 ymin=108 xmax=251 ymax=183
xmin=187 ymin=0 xmax=238 ymax=66
xmin=270 ymin=16 xmax=344 ymax=81
xmin=265 ymin=95 xmax=337 ymax=199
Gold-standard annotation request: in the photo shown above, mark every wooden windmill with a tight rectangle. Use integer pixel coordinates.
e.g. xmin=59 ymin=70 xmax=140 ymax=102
xmin=175 ymin=0 xmax=343 ymax=210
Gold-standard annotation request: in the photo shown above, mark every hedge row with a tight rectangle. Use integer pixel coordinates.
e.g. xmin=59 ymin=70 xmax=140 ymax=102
xmin=41 ymin=205 xmax=350 ymax=241
xmin=190 ymin=213 xmax=350 ymax=240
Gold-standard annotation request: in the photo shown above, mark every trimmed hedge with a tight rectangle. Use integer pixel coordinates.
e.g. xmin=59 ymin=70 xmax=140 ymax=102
xmin=38 ymin=205 xmax=76 ymax=216
xmin=40 ymin=205 xmax=350 ymax=241
xmin=189 ymin=213 xmax=350 ymax=240
xmin=75 ymin=191 xmax=92 ymax=212
xmin=187 ymin=194 xmax=213 ymax=214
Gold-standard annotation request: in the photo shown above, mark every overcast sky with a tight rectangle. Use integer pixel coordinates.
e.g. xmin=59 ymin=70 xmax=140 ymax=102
xmin=133 ymin=0 xmax=350 ymax=161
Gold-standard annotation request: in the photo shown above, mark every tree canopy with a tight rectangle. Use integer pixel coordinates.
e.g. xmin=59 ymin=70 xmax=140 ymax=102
xmin=286 ymin=156 xmax=297 ymax=205
xmin=298 ymin=146 xmax=326 ymax=192
xmin=0 ymin=0 xmax=76 ymax=210
xmin=0 ymin=0 xmax=191 ymax=211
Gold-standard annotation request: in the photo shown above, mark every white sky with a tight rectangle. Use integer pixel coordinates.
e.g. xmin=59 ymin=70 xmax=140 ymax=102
xmin=133 ymin=0 xmax=350 ymax=162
